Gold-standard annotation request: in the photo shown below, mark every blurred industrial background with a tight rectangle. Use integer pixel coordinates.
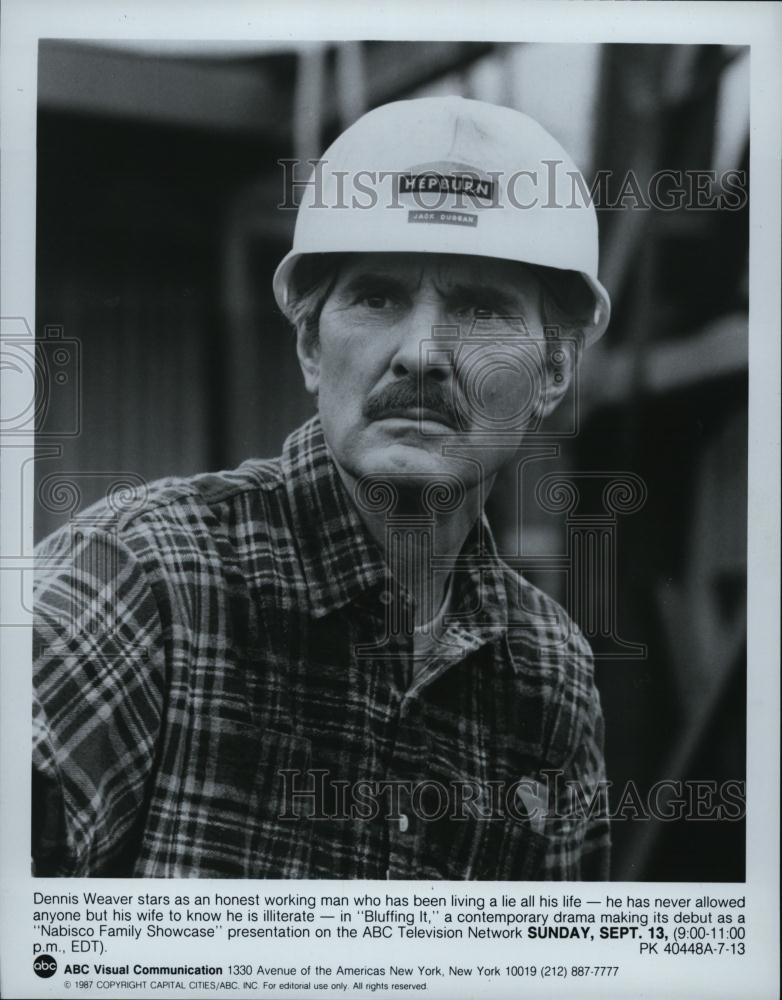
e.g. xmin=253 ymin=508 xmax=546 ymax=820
xmin=35 ymin=40 xmax=748 ymax=881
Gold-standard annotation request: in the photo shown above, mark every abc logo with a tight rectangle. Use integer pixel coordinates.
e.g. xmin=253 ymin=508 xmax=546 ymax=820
xmin=33 ymin=954 xmax=57 ymax=978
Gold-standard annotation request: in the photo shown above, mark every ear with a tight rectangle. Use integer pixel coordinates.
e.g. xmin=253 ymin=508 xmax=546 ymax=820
xmin=296 ymin=323 xmax=321 ymax=396
xmin=536 ymin=335 xmax=579 ymax=420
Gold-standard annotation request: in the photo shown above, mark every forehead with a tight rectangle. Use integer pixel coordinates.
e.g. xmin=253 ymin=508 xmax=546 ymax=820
xmin=335 ymin=252 xmax=540 ymax=296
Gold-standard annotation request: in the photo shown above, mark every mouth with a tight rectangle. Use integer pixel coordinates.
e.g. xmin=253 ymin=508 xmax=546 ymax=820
xmin=375 ymin=407 xmax=456 ymax=430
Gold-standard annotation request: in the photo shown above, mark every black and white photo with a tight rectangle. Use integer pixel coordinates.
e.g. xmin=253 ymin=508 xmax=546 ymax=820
xmin=1 ymin=4 xmax=779 ymax=999
xmin=29 ymin=37 xmax=747 ymax=884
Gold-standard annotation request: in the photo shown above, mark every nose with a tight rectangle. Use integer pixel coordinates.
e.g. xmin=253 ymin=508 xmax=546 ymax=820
xmin=389 ymin=299 xmax=452 ymax=382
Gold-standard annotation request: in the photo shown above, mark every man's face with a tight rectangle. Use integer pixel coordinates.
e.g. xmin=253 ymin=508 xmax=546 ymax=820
xmin=298 ymin=252 xmax=569 ymax=492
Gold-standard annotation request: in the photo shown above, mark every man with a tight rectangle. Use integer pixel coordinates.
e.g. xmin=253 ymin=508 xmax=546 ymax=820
xmin=33 ymin=96 xmax=611 ymax=879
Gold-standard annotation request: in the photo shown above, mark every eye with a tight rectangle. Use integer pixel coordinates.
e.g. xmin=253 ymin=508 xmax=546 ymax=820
xmin=457 ymin=301 xmax=501 ymax=320
xmin=349 ymin=282 xmax=404 ymax=311
xmin=361 ymin=294 xmax=394 ymax=310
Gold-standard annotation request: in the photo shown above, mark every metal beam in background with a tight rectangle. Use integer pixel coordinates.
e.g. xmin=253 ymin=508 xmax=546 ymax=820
xmin=581 ymin=312 xmax=748 ymax=410
xmin=287 ymin=41 xmax=499 ymax=152
xmin=38 ymin=40 xmax=497 ymax=139
xmin=364 ymin=41 xmax=497 ymax=107
xmin=38 ymin=40 xmax=291 ymax=137
xmin=293 ymin=46 xmax=327 ymax=163
xmin=335 ymin=42 xmax=367 ymax=128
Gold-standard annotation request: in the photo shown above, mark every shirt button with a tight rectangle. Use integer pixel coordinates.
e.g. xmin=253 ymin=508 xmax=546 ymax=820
xmin=380 ymin=590 xmax=393 ymax=605
xmin=398 ymin=813 xmax=409 ymax=833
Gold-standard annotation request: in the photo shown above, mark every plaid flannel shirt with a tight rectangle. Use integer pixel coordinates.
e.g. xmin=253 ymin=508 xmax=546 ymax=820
xmin=33 ymin=416 xmax=610 ymax=879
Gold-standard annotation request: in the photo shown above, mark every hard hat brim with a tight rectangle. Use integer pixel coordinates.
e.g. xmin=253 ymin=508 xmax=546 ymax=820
xmin=272 ymin=248 xmax=610 ymax=347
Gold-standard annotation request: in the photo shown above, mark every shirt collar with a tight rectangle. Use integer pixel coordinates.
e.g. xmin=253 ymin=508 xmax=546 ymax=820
xmin=281 ymin=415 xmax=509 ymax=632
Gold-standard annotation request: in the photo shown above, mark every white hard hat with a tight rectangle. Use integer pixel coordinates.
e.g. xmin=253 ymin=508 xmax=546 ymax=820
xmin=273 ymin=96 xmax=610 ymax=345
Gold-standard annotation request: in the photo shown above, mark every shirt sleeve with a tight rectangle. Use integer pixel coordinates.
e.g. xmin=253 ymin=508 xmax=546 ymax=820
xmin=32 ymin=523 xmax=165 ymax=876
xmin=567 ymin=680 xmax=611 ymax=879
xmin=536 ymin=616 xmax=612 ymax=881
xmin=546 ymin=678 xmax=611 ymax=880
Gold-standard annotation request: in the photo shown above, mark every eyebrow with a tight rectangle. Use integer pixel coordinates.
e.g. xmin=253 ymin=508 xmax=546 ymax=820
xmin=340 ymin=272 xmax=413 ymax=299
xmin=437 ymin=281 xmax=529 ymax=314
xmin=340 ymin=272 xmax=530 ymax=313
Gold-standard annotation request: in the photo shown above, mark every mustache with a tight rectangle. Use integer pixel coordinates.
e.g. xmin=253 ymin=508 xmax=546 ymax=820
xmin=363 ymin=377 xmax=460 ymax=429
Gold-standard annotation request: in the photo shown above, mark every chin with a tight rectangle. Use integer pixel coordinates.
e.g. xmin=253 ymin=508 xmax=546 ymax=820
xmin=356 ymin=442 xmax=467 ymax=482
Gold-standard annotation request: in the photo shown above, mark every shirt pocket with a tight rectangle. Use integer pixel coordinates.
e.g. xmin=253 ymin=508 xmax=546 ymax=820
xmin=169 ymin=721 xmax=313 ymax=878
xmin=416 ymin=768 xmax=548 ymax=881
